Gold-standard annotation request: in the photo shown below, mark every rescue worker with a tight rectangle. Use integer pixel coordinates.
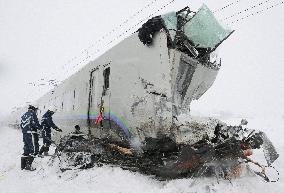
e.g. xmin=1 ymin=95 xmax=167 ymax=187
xmin=20 ymin=105 xmax=42 ymax=171
xmin=39 ymin=109 xmax=62 ymax=156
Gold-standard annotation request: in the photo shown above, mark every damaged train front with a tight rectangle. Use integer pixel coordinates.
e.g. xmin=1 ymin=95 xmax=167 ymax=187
xmin=137 ymin=4 xmax=279 ymax=181
xmin=53 ymin=4 xmax=279 ymax=181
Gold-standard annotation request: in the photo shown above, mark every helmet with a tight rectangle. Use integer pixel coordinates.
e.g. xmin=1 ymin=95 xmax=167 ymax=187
xmin=240 ymin=119 xmax=248 ymax=126
xmin=47 ymin=106 xmax=57 ymax=114
xmin=28 ymin=105 xmax=38 ymax=111
xmin=47 ymin=109 xmax=55 ymax=115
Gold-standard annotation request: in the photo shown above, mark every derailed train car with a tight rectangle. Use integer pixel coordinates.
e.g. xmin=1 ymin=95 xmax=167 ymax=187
xmin=12 ymin=4 xmax=279 ymax=180
xmin=33 ymin=5 xmax=233 ymax=145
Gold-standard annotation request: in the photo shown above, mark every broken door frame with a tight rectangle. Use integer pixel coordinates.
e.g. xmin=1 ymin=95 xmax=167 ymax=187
xmin=87 ymin=67 xmax=99 ymax=135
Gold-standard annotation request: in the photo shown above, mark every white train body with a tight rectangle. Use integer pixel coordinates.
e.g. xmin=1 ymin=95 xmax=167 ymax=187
xmin=35 ymin=31 xmax=218 ymax=144
xmin=12 ymin=5 xmax=233 ymax=146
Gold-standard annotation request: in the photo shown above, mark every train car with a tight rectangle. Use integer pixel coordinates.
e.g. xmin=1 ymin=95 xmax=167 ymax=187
xmin=10 ymin=5 xmax=280 ymax=180
xmin=15 ymin=5 xmax=233 ymax=147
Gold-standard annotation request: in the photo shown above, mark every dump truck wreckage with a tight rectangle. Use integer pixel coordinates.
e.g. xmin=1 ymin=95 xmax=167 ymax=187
xmin=46 ymin=5 xmax=279 ymax=182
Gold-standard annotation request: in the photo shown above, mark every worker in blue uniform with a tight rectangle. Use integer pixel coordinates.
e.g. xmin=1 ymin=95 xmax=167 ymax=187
xmin=20 ymin=105 xmax=42 ymax=171
xmin=39 ymin=110 xmax=62 ymax=156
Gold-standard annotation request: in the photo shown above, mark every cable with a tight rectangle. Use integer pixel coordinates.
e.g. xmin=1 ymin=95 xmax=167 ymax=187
xmin=58 ymin=0 xmax=237 ymax=79
xmin=85 ymin=0 xmax=160 ymax=50
xmin=220 ymin=0 xmax=274 ymax=21
xmin=61 ymin=0 xmax=161 ymax=72
xmin=230 ymin=1 xmax=284 ymax=24
xmin=35 ymin=0 xmax=261 ymax=88
xmin=67 ymin=0 xmax=242 ymax=75
xmin=89 ymin=0 xmax=176 ymax=60
xmin=213 ymin=0 xmax=242 ymax=13
xmin=66 ymin=0 xmax=177 ymax=75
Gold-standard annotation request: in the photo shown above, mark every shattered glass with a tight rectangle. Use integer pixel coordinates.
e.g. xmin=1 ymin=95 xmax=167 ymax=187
xmin=184 ymin=4 xmax=233 ymax=49
xmin=161 ymin=12 xmax=177 ymax=42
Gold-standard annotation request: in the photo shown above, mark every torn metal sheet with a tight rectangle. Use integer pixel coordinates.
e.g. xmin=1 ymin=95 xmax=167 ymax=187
xmin=260 ymin=132 xmax=279 ymax=166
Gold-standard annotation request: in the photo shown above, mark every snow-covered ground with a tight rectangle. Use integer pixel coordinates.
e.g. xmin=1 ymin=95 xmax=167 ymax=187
xmin=0 ymin=117 xmax=283 ymax=193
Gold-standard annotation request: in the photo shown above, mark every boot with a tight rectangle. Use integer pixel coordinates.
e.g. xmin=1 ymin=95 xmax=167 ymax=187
xmin=39 ymin=145 xmax=49 ymax=156
xmin=21 ymin=156 xmax=27 ymax=170
xmin=25 ymin=156 xmax=36 ymax=171
xmin=39 ymin=145 xmax=45 ymax=155
xmin=44 ymin=146 xmax=50 ymax=156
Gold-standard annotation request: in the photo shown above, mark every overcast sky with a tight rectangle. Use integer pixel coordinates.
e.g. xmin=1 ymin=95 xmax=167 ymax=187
xmin=0 ymin=0 xmax=284 ymax=119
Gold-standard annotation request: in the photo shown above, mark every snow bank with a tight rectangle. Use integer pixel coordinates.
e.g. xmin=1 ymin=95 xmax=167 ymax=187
xmin=0 ymin=117 xmax=283 ymax=193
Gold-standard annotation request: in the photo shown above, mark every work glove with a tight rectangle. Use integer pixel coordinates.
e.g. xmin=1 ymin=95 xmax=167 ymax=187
xmin=55 ymin=127 xmax=62 ymax=132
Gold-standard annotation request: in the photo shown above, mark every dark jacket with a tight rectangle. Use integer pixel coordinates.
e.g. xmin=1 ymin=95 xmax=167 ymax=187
xmin=20 ymin=110 xmax=41 ymax=134
xmin=41 ymin=111 xmax=58 ymax=132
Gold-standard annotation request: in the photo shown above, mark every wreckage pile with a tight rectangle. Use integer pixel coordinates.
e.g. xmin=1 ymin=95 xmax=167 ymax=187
xmin=46 ymin=5 xmax=279 ymax=182
xmin=53 ymin=122 xmax=279 ymax=181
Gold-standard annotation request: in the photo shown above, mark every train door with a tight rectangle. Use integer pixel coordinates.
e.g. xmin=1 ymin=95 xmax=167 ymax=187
xmin=87 ymin=68 xmax=99 ymax=134
xmin=87 ymin=64 xmax=111 ymax=135
xmin=101 ymin=65 xmax=111 ymax=130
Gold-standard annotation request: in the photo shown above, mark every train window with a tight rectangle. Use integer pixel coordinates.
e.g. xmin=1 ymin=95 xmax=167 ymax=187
xmin=103 ymin=67 xmax=110 ymax=95
xmin=74 ymin=90 xmax=76 ymax=99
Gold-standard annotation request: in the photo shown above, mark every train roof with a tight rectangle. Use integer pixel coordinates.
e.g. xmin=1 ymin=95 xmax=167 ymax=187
xmin=35 ymin=4 xmax=233 ymax=109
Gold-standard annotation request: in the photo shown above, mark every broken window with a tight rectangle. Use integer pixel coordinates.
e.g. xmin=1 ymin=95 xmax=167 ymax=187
xmin=184 ymin=4 xmax=233 ymax=49
xmin=103 ymin=67 xmax=110 ymax=93
xmin=137 ymin=5 xmax=233 ymax=61
xmin=161 ymin=12 xmax=177 ymax=42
